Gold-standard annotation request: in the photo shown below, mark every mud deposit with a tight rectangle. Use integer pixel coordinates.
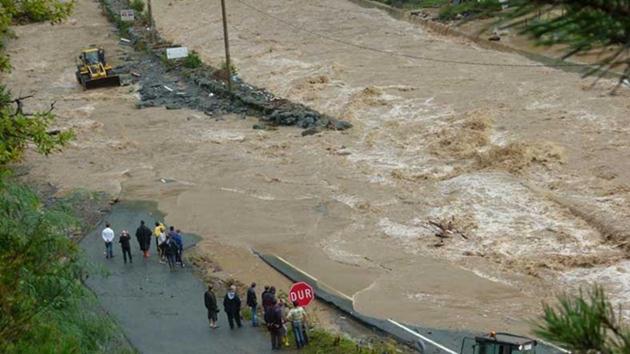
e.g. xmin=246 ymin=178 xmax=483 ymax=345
xmin=7 ymin=0 xmax=630 ymax=337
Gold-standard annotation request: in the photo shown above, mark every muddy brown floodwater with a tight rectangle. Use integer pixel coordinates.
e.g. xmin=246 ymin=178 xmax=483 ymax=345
xmin=6 ymin=0 xmax=630 ymax=336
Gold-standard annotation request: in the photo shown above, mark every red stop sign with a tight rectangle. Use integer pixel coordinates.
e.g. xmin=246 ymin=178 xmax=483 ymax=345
xmin=289 ymin=281 xmax=315 ymax=307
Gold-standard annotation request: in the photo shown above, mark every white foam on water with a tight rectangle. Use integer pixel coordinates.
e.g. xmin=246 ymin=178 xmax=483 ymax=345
xmin=219 ymin=187 xmax=275 ymax=201
xmin=199 ymin=130 xmax=246 ymax=143
xmin=332 ymin=193 xmax=363 ymax=209
xmin=366 ymin=173 xmax=395 ymax=186
xmin=470 ymin=268 xmax=514 ymax=287
xmin=430 ymin=172 xmax=605 ymax=258
xmin=378 ymin=217 xmax=431 ymax=240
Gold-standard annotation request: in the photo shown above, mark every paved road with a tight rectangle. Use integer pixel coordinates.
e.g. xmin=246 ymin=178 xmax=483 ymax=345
xmin=81 ymin=201 xmax=276 ymax=354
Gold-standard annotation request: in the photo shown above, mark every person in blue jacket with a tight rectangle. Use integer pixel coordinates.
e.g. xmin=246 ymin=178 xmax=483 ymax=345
xmin=173 ymin=229 xmax=184 ymax=267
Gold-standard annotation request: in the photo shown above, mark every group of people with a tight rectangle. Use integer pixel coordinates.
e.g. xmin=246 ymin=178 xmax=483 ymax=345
xmin=204 ymin=283 xmax=310 ymax=350
xmin=100 ymin=220 xmax=185 ymax=270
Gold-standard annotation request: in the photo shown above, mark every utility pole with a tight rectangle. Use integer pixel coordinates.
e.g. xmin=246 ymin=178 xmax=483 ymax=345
xmin=147 ymin=0 xmax=156 ymax=43
xmin=220 ymin=0 xmax=232 ymax=92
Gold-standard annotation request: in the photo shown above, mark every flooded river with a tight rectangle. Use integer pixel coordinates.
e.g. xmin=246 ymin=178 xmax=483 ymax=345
xmin=6 ymin=0 xmax=630 ymax=335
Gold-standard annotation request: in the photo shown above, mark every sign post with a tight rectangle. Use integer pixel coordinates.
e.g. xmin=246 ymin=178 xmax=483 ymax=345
xmin=219 ymin=0 xmax=232 ymax=92
xmin=289 ymin=282 xmax=315 ymax=307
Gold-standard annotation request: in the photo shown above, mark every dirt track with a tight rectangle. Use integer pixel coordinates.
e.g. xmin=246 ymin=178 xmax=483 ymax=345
xmin=7 ymin=0 xmax=630 ymax=336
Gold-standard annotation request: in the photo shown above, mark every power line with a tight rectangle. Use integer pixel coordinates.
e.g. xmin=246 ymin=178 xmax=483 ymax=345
xmin=231 ymin=0 xmax=587 ymax=69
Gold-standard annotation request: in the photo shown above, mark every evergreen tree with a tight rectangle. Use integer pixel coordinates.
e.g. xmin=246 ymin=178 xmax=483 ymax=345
xmin=496 ymin=1 xmax=630 ymax=87
xmin=535 ymin=285 xmax=630 ymax=353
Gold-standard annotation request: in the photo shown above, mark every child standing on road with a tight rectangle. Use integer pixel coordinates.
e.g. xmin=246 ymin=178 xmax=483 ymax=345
xmin=278 ymin=299 xmax=290 ymax=347
xmin=118 ymin=230 xmax=132 ymax=264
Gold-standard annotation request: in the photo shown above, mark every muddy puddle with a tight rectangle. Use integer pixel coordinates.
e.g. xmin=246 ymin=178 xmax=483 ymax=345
xmin=7 ymin=0 xmax=630 ymax=336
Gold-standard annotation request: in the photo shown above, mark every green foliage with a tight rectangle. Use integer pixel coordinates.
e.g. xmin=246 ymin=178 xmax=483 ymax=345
xmin=534 ymin=285 xmax=630 ymax=353
xmin=0 ymin=176 xmax=80 ymax=350
xmin=0 ymin=177 xmax=134 ymax=353
xmin=241 ymin=306 xmax=253 ymax=321
xmin=439 ymin=0 xmax=502 ymax=21
xmin=129 ymin=0 xmax=144 ymax=14
xmin=492 ymin=0 xmax=630 ymax=85
xmin=0 ymin=0 xmax=74 ymax=72
xmin=294 ymin=328 xmax=400 ymax=354
xmin=116 ymin=18 xmax=132 ymax=36
xmin=183 ymin=50 xmax=203 ymax=69
xmin=0 ymin=0 xmax=75 ymax=24
xmin=160 ymin=52 xmax=177 ymax=70
xmin=0 ymin=85 xmax=74 ymax=167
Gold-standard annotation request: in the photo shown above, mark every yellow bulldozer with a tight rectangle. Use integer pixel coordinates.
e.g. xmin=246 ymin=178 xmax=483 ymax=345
xmin=75 ymin=47 xmax=121 ymax=89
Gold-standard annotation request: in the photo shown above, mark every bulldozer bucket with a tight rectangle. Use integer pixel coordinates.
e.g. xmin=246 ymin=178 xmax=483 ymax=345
xmin=83 ymin=75 xmax=121 ymax=89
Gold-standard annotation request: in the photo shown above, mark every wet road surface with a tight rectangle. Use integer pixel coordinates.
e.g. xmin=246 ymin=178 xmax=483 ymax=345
xmin=81 ymin=201 xmax=277 ymax=354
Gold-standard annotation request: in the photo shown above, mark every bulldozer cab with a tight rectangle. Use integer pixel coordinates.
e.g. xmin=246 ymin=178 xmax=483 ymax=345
xmin=81 ymin=49 xmax=103 ymax=65
xmin=461 ymin=333 xmax=537 ymax=354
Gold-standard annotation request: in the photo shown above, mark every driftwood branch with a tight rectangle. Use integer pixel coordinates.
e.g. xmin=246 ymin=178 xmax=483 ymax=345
xmin=10 ymin=94 xmax=57 ymax=117
xmin=11 ymin=95 xmax=34 ymax=116
xmin=427 ymin=216 xmax=469 ymax=241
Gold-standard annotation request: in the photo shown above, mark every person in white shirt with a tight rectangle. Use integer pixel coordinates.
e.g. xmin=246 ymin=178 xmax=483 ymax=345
xmin=101 ymin=223 xmax=115 ymax=259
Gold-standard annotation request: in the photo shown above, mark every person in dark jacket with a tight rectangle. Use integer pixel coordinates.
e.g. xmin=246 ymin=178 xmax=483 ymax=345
xmin=118 ymin=230 xmax=132 ymax=264
xmin=223 ymin=285 xmax=242 ymax=329
xmin=135 ymin=220 xmax=152 ymax=258
xmin=261 ymin=285 xmax=270 ymax=311
xmin=265 ymin=299 xmax=283 ymax=350
xmin=173 ymin=229 xmax=184 ymax=267
xmin=204 ymin=284 xmax=219 ymax=329
xmin=262 ymin=285 xmax=276 ymax=314
xmin=164 ymin=235 xmax=178 ymax=271
xmin=246 ymin=282 xmax=258 ymax=327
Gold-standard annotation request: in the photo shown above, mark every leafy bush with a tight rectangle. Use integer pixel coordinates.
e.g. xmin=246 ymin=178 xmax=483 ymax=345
xmin=493 ymin=0 xmax=630 ymax=87
xmin=0 ymin=0 xmax=75 ymax=72
xmin=0 ymin=177 xmax=134 ymax=353
xmin=5 ymin=0 xmax=75 ymax=23
xmin=291 ymin=328 xmax=399 ymax=354
xmin=0 ymin=86 xmax=74 ymax=166
xmin=183 ymin=50 xmax=202 ymax=69
xmin=534 ymin=285 xmax=630 ymax=353
xmin=0 ymin=177 xmax=77 ymax=350
xmin=129 ymin=0 xmax=144 ymax=13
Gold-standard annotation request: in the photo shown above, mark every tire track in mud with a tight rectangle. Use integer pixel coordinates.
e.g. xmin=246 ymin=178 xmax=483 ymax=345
xmin=99 ymin=0 xmax=352 ymax=133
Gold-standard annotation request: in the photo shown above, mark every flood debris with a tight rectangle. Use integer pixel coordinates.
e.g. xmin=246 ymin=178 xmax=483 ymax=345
xmin=426 ymin=216 xmax=470 ymax=247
